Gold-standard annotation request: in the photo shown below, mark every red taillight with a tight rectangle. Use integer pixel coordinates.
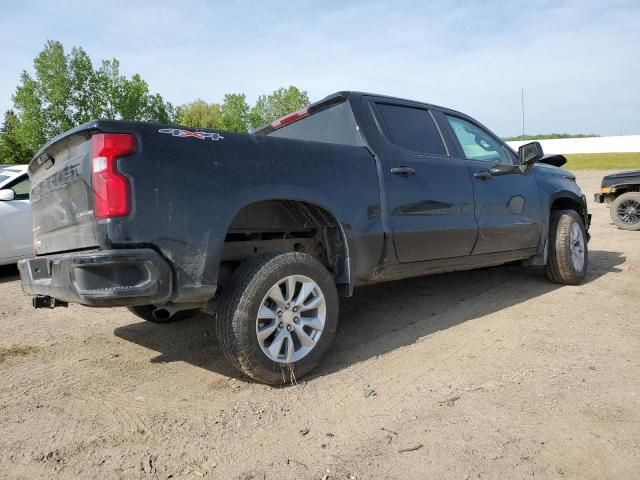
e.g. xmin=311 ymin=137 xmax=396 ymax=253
xmin=270 ymin=106 xmax=309 ymax=129
xmin=91 ymin=133 xmax=137 ymax=220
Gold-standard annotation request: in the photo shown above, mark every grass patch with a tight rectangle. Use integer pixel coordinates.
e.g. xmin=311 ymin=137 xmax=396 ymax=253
xmin=563 ymin=152 xmax=640 ymax=170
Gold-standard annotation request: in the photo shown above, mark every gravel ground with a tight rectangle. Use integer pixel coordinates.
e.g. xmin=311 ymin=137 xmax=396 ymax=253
xmin=0 ymin=171 xmax=638 ymax=479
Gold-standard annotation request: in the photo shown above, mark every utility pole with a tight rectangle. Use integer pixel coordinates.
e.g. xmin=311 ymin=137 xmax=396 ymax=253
xmin=521 ymin=89 xmax=525 ymax=139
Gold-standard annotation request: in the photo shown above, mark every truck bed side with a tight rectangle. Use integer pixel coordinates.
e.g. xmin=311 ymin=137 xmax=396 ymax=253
xmin=26 ymin=120 xmax=384 ymax=304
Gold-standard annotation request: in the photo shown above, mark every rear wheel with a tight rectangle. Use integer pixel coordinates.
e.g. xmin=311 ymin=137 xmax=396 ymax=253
xmin=127 ymin=305 xmax=199 ymax=324
xmin=610 ymin=192 xmax=640 ymax=231
xmin=216 ymin=252 xmax=339 ymax=385
xmin=546 ymin=209 xmax=588 ymax=285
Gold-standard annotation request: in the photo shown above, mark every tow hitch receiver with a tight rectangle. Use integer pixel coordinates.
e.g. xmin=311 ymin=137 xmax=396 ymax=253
xmin=33 ymin=295 xmax=68 ymax=309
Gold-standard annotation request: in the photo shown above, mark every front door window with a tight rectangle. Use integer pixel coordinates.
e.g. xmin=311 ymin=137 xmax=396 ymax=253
xmin=446 ymin=116 xmax=510 ymax=164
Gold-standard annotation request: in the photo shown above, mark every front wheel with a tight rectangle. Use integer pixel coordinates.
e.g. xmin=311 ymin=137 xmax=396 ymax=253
xmin=546 ymin=209 xmax=588 ymax=285
xmin=216 ymin=252 xmax=339 ymax=385
xmin=610 ymin=192 xmax=640 ymax=231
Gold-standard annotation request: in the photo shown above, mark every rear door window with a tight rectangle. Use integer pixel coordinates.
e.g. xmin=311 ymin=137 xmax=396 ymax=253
xmin=375 ymin=103 xmax=447 ymax=156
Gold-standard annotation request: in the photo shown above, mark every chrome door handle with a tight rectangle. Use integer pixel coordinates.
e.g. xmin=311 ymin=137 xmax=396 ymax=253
xmin=390 ymin=166 xmax=416 ymax=177
xmin=473 ymin=171 xmax=492 ymax=181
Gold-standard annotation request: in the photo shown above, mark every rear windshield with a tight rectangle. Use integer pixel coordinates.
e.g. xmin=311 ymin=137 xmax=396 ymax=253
xmin=267 ymin=101 xmax=363 ymax=147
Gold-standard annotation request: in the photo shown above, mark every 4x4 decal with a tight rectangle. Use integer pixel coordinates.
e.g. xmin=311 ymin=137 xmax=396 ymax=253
xmin=159 ymin=128 xmax=224 ymax=141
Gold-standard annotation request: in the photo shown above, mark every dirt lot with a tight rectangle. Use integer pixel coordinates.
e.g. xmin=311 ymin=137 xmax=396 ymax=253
xmin=1 ymin=171 xmax=638 ymax=479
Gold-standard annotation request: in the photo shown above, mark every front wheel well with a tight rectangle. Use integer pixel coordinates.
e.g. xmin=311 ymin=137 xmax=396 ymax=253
xmin=611 ymin=184 xmax=640 ymax=198
xmin=550 ymin=196 xmax=587 ymax=227
xmin=219 ymin=200 xmax=350 ymax=295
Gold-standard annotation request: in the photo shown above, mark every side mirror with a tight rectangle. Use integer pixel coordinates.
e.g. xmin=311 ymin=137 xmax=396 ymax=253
xmin=0 ymin=189 xmax=15 ymax=201
xmin=518 ymin=141 xmax=544 ymax=166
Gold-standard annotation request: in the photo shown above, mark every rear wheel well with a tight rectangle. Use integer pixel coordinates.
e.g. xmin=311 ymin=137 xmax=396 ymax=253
xmin=219 ymin=200 xmax=350 ymax=295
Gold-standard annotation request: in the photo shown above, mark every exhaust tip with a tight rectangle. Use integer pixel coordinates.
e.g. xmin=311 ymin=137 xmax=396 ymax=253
xmin=152 ymin=308 xmax=171 ymax=322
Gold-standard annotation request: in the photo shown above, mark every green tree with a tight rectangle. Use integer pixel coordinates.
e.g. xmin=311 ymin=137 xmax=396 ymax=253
xmin=118 ymin=74 xmax=152 ymax=121
xmin=6 ymin=40 xmax=174 ymax=162
xmin=220 ymin=93 xmax=250 ymax=133
xmin=176 ymin=99 xmax=223 ymax=129
xmin=248 ymin=86 xmax=310 ymax=130
xmin=69 ymin=46 xmax=102 ymax=125
xmin=0 ymin=110 xmax=32 ymax=164
xmin=12 ymin=71 xmax=46 ymax=155
xmin=146 ymin=93 xmax=174 ymax=124
xmin=95 ymin=58 xmax=124 ymax=120
xmin=32 ymin=40 xmax=74 ymax=139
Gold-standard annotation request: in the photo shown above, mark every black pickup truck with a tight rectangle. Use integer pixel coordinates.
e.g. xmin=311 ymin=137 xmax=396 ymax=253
xmin=19 ymin=91 xmax=590 ymax=384
xmin=594 ymin=170 xmax=640 ymax=230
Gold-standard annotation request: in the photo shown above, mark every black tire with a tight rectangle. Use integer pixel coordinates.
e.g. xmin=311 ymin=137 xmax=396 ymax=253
xmin=127 ymin=305 xmax=199 ymax=324
xmin=546 ymin=209 xmax=588 ymax=285
xmin=610 ymin=192 xmax=640 ymax=231
xmin=216 ymin=252 xmax=339 ymax=385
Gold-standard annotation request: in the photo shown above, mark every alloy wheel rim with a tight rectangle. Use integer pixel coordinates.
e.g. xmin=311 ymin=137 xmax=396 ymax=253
xmin=570 ymin=222 xmax=585 ymax=272
xmin=256 ymin=275 xmax=326 ymax=363
xmin=617 ymin=199 xmax=640 ymax=225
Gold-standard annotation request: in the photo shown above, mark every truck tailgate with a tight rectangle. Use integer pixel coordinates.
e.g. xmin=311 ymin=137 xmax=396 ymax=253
xmin=29 ymin=129 xmax=99 ymax=255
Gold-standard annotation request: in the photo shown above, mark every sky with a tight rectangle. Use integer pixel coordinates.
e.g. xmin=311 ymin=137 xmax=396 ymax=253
xmin=1 ymin=0 xmax=639 ymax=137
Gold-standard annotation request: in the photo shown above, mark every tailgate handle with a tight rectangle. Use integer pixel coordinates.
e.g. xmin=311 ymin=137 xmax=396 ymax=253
xmin=390 ymin=166 xmax=416 ymax=177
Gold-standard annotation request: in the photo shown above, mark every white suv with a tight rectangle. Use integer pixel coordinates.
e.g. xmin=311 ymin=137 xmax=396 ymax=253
xmin=0 ymin=165 xmax=33 ymax=265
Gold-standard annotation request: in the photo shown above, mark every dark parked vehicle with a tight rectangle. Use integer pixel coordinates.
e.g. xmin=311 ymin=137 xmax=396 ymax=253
xmin=18 ymin=91 xmax=590 ymax=384
xmin=594 ymin=170 xmax=640 ymax=230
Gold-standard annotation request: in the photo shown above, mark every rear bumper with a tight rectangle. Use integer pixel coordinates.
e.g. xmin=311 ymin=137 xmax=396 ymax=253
xmin=18 ymin=248 xmax=172 ymax=307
